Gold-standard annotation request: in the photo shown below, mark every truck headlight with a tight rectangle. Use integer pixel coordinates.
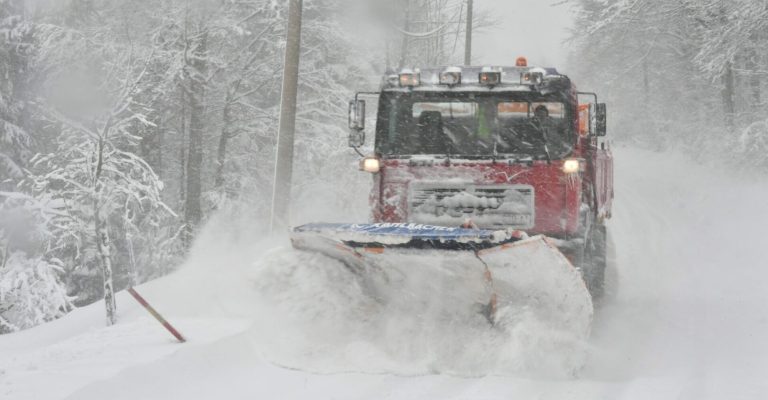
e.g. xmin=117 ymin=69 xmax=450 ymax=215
xmin=360 ymin=157 xmax=381 ymax=173
xmin=562 ymin=159 xmax=581 ymax=174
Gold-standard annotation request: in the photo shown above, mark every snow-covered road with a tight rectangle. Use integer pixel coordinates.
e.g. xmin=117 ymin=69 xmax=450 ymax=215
xmin=1 ymin=146 xmax=767 ymax=399
xmin=586 ymin=148 xmax=768 ymax=398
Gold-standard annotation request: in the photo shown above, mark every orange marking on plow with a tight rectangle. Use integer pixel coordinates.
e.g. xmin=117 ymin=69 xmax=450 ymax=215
xmin=363 ymin=247 xmax=385 ymax=254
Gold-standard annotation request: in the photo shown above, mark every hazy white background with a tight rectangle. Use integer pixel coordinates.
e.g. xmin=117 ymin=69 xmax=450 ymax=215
xmin=474 ymin=0 xmax=574 ymax=68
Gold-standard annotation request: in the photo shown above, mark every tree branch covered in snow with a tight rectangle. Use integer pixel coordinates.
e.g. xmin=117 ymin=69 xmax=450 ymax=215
xmin=566 ymin=0 xmax=768 ymax=171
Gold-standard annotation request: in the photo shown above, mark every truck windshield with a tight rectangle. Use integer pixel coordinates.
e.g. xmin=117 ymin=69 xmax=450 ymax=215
xmin=375 ymin=92 xmax=574 ymax=159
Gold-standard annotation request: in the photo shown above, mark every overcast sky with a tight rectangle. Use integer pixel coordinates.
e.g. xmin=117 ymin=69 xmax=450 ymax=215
xmin=473 ymin=0 xmax=575 ymax=71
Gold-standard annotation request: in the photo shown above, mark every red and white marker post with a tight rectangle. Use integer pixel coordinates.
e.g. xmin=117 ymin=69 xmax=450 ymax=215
xmin=127 ymin=287 xmax=186 ymax=343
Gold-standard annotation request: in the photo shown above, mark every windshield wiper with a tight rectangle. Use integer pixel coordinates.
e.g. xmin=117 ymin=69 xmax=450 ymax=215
xmin=542 ymin=143 xmax=551 ymax=164
xmin=537 ymin=125 xmax=552 ymax=164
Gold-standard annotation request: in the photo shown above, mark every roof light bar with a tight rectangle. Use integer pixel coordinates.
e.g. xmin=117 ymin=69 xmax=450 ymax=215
xmin=521 ymin=72 xmax=544 ymax=85
xmin=399 ymin=69 xmax=421 ymax=87
xmin=439 ymin=67 xmax=462 ymax=86
xmin=516 ymin=57 xmax=528 ymax=67
xmin=521 ymin=68 xmax=547 ymax=85
xmin=479 ymin=68 xmax=502 ymax=86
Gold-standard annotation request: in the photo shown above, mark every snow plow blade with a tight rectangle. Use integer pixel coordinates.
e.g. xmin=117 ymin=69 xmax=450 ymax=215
xmin=290 ymin=223 xmax=592 ymax=335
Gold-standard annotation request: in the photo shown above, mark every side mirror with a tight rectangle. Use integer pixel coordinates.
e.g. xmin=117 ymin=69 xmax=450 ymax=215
xmin=348 ymin=100 xmax=366 ymax=147
xmin=594 ymin=103 xmax=607 ymax=137
xmin=349 ymin=130 xmax=364 ymax=148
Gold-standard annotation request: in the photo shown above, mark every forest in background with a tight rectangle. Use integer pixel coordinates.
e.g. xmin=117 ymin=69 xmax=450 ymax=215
xmin=0 ymin=0 xmax=490 ymax=332
xmin=568 ymin=0 xmax=768 ymax=169
xmin=1 ymin=0 xmax=766 ymax=332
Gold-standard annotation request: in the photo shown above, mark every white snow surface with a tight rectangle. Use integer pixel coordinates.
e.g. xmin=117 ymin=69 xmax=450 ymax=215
xmin=2 ymin=146 xmax=768 ymax=399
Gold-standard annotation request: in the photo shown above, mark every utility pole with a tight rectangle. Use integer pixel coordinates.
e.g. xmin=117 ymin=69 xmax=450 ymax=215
xmin=398 ymin=0 xmax=411 ymax=69
xmin=464 ymin=0 xmax=473 ymax=65
xmin=270 ymin=0 xmax=303 ymax=234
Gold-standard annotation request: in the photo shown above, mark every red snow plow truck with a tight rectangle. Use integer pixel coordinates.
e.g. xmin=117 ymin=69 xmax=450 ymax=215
xmin=292 ymin=59 xmax=613 ymax=332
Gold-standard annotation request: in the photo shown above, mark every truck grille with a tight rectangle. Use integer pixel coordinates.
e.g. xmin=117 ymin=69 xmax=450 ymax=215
xmin=408 ymin=184 xmax=535 ymax=229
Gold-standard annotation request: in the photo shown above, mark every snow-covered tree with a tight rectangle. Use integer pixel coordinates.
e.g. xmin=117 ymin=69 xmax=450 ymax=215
xmin=27 ymin=110 xmax=174 ymax=325
xmin=737 ymin=119 xmax=768 ymax=172
xmin=0 ymin=192 xmax=73 ymax=333
xmin=566 ymin=0 xmax=768 ymax=162
xmin=0 ymin=0 xmax=34 ymax=184
xmin=23 ymin=26 xmax=176 ymax=324
xmin=0 ymin=252 xmax=73 ymax=333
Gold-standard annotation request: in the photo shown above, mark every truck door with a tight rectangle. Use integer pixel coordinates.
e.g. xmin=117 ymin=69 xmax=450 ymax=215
xmin=579 ymin=103 xmax=613 ymax=219
xmin=595 ymin=138 xmax=613 ymax=219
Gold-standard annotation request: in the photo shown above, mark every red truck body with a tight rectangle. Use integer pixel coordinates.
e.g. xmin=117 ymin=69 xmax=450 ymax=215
xmin=362 ymin=66 xmax=613 ymax=243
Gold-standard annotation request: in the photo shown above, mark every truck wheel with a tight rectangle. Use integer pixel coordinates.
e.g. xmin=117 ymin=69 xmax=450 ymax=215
xmin=585 ymin=224 xmax=607 ymax=300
